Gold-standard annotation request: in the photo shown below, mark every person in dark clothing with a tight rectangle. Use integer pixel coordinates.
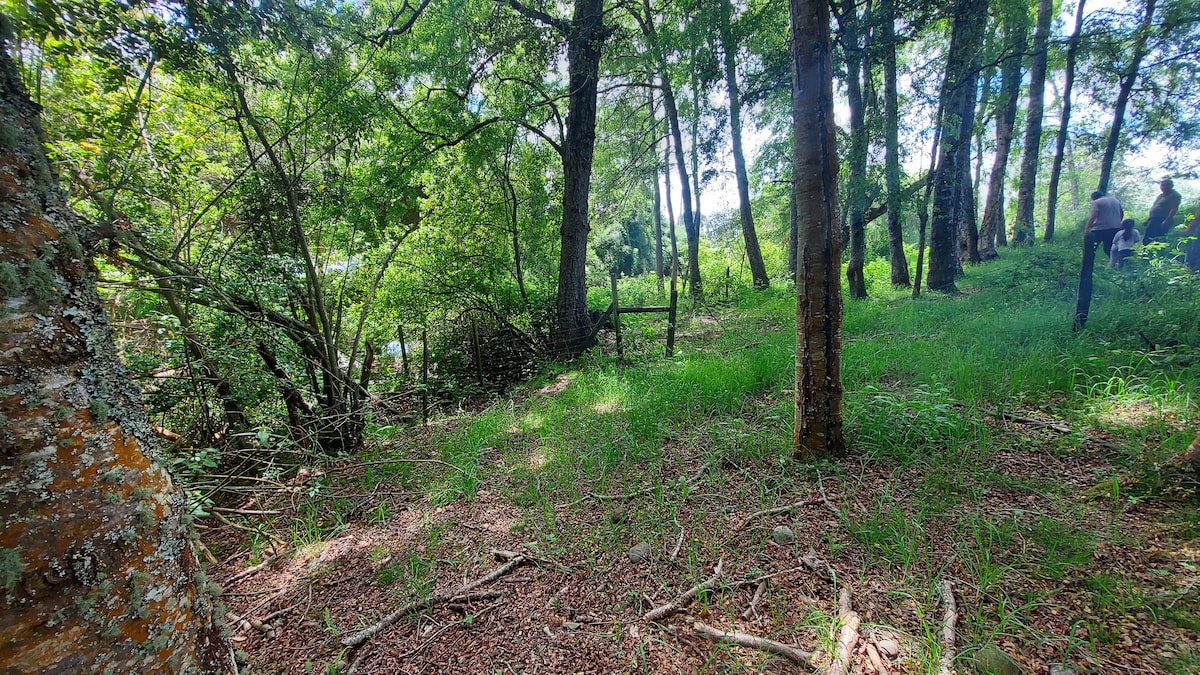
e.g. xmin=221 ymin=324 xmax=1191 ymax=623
xmin=1085 ymin=190 xmax=1124 ymax=258
xmin=1144 ymin=179 xmax=1182 ymax=242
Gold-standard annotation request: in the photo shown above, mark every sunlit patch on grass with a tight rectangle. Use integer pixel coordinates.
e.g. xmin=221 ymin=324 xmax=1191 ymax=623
xmin=592 ymin=396 xmax=624 ymax=414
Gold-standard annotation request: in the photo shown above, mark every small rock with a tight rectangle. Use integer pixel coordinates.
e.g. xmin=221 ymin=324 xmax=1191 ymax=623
xmin=1049 ymin=665 xmax=1076 ymax=675
xmin=772 ymin=525 xmax=796 ymax=545
xmin=628 ymin=542 xmax=652 ymax=564
xmin=234 ymin=650 xmax=249 ymax=666
xmin=971 ymin=643 xmax=1023 ymax=675
xmin=563 ymin=621 xmax=582 ymax=631
xmin=876 ymin=638 xmax=900 ymax=658
xmin=610 ymin=509 xmax=628 ymax=524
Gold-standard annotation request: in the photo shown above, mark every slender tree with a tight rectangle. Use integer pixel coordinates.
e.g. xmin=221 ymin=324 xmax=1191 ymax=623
xmin=718 ymin=0 xmax=769 ymax=288
xmin=1097 ymin=0 xmax=1157 ymax=194
xmin=0 ymin=25 xmax=230 ymax=672
xmin=880 ymin=0 xmax=910 ymax=286
xmin=1045 ymin=0 xmax=1088 ymax=242
xmin=979 ymin=3 xmax=1029 ymax=260
xmin=1013 ymin=0 xmax=1054 ymax=244
xmin=790 ymin=0 xmax=844 ymax=458
xmin=836 ymin=0 xmax=870 ymax=299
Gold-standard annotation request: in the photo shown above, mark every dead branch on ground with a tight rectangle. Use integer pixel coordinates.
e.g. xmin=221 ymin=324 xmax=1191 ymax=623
xmin=223 ymin=548 xmax=294 ymax=589
xmin=939 ymin=580 xmax=958 ymax=675
xmin=645 ymin=560 xmax=725 ymax=622
xmin=740 ymin=577 xmax=768 ymax=620
xmin=827 ymin=586 xmax=860 ymax=675
xmin=692 ymin=619 xmax=815 ymax=668
xmin=738 ymin=499 xmax=823 ymax=530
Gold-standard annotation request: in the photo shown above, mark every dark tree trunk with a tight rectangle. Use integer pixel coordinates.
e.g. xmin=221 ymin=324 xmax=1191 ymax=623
xmin=837 ymin=0 xmax=869 ymax=299
xmin=0 ymin=27 xmax=230 ymax=672
xmin=1045 ymin=0 xmax=1087 ymax=242
xmin=881 ymin=0 xmax=910 ymax=286
xmin=651 ymin=90 xmax=665 ymax=292
xmin=958 ymin=55 xmax=982 ymax=268
xmin=927 ymin=0 xmax=987 ymax=293
xmin=788 ymin=180 xmax=799 ymax=282
xmin=1013 ymin=0 xmax=1053 ymax=244
xmin=1098 ymin=0 xmax=1156 ymax=194
xmin=661 ymin=77 xmax=703 ymax=302
xmin=790 ymin=0 xmax=845 ymax=459
xmin=720 ymin=0 xmax=768 ymax=288
xmin=979 ymin=6 xmax=1028 ymax=260
xmin=550 ymin=0 xmax=608 ymax=355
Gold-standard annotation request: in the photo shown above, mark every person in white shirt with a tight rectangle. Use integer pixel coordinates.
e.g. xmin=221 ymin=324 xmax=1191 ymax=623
xmin=1110 ymin=218 xmax=1141 ymax=269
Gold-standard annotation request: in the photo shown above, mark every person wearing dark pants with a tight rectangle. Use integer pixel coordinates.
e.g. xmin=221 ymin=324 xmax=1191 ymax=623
xmin=1074 ymin=191 xmax=1124 ymax=330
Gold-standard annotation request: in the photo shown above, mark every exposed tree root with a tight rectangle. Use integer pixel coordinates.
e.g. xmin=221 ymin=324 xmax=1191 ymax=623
xmin=692 ymin=619 xmax=815 ymax=668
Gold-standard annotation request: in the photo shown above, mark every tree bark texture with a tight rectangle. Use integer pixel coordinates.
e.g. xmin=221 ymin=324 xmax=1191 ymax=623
xmin=719 ymin=0 xmax=768 ymax=289
xmin=1097 ymin=0 xmax=1155 ymax=194
xmin=881 ymin=0 xmax=910 ymax=286
xmin=837 ymin=0 xmax=869 ymax=299
xmin=957 ymin=54 xmax=982 ymax=269
xmin=0 ymin=29 xmax=229 ymax=673
xmin=978 ymin=7 xmax=1028 ymax=260
xmin=661 ymin=76 xmax=703 ymax=302
xmin=651 ymin=91 xmax=665 ymax=292
xmin=790 ymin=0 xmax=845 ymax=459
xmin=926 ymin=0 xmax=987 ymax=293
xmin=552 ymin=0 xmax=608 ymax=355
xmin=1045 ymin=0 xmax=1087 ymax=242
xmin=1013 ymin=0 xmax=1053 ymax=244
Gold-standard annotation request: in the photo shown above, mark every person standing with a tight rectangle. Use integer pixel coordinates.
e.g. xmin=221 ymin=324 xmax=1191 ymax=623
xmin=1184 ymin=211 xmax=1200 ymax=272
xmin=1074 ymin=190 xmax=1125 ymax=330
xmin=1144 ymin=178 xmax=1182 ymax=242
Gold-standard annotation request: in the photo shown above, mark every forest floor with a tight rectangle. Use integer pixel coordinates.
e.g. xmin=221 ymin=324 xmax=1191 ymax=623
xmin=209 ymin=244 xmax=1200 ymax=674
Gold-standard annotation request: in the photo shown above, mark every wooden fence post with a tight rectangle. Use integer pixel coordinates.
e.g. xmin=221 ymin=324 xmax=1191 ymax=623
xmin=421 ymin=327 xmax=429 ymax=426
xmin=610 ymin=271 xmax=622 ymax=360
xmin=471 ymin=316 xmax=484 ymax=386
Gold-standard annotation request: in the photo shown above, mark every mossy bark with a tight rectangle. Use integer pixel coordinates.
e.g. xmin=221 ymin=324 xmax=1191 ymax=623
xmin=0 ymin=25 xmax=230 ymax=674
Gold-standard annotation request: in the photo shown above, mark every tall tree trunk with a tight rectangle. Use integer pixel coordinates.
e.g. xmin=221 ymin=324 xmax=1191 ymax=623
xmin=1045 ymin=0 xmax=1087 ymax=242
xmin=927 ymin=0 xmax=988 ymax=293
xmin=958 ymin=55 xmax=982 ymax=268
xmin=552 ymin=0 xmax=608 ymax=355
xmin=881 ymin=0 xmax=910 ymax=286
xmin=1013 ymin=0 xmax=1053 ymax=244
xmin=837 ymin=0 xmax=869 ymax=299
xmin=651 ymin=90 xmax=665 ymax=292
xmin=790 ymin=0 xmax=845 ymax=459
xmin=788 ymin=179 xmax=799 ymax=281
xmin=719 ymin=0 xmax=768 ymax=288
xmin=661 ymin=77 xmax=703 ymax=302
xmin=979 ymin=7 xmax=1028 ymax=260
xmin=0 ymin=29 xmax=230 ymax=672
xmin=1097 ymin=0 xmax=1155 ymax=194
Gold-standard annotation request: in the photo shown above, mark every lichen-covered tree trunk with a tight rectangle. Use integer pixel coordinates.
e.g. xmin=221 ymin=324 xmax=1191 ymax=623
xmin=1012 ymin=0 xmax=1053 ymax=244
xmin=0 ymin=26 xmax=229 ymax=673
xmin=881 ymin=0 xmax=910 ymax=287
xmin=1045 ymin=0 xmax=1087 ymax=242
xmin=979 ymin=5 xmax=1028 ymax=260
xmin=790 ymin=0 xmax=844 ymax=459
xmin=926 ymin=0 xmax=987 ymax=293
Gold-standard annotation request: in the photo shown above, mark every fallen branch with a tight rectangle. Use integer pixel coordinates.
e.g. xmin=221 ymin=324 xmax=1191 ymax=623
xmin=560 ymin=467 xmax=706 ymax=509
xmin=645 ymin=560 xmax=725 ymax=622
xmin=738 ymin=499 xmax=822 ymax=530
xmin=816 ymin=473 xmax=842 ymax=517
xmin=939 ymin=580 xmax=957 ymax=675
xmin=670 ymin=525 xmax=685 ymax=562
xmin=343 ymin=555 xmax=524 ymax=648
xmin=740 ymin=577 xmax=768 ymax=620
xmin=692 ymin=619 xmax=815 ymax=668
xmin=223 ymin=548 xmax=293 ymax=589
xmin=208 ymin=509 xmax=286 ymax=548
xmin=827 ymin=586 xmax=860 ymax=675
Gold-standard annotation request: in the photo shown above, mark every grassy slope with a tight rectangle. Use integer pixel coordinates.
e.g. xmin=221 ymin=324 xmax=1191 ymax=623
xmin=258 ymin=239 xmax=1200 ymax=674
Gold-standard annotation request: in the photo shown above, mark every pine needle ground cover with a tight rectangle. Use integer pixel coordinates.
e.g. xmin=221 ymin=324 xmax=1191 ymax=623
xmin=213 ymin=243 xmax=1200 ymax=674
